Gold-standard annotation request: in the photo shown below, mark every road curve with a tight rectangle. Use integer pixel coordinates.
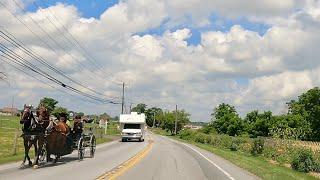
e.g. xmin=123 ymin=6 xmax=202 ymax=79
xmin=118 ymin=133 xmax=260 ymax=180
xmin=0 ymin=132 xmax=259 ymax=180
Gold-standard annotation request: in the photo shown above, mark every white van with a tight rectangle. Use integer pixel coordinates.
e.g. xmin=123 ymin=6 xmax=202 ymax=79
xmin=120 ymin=112 xmax=146 ymax=142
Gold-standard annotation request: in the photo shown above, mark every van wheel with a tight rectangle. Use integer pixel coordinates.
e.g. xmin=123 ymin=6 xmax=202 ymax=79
xmin=122 ymin=138 xmax=126 ymax=142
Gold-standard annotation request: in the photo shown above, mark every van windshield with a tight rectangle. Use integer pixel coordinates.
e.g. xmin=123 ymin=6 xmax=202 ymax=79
xmin=124 ymin=124 xmax=141 ymax=129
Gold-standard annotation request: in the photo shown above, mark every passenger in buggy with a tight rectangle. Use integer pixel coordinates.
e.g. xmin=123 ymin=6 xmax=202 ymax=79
xmin=72 ymin=115 xmax=84 ymax=141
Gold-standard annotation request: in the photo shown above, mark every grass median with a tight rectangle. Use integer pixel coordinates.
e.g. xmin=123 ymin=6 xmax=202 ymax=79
xmin=151 ymin=128 xmax=318 ymax=180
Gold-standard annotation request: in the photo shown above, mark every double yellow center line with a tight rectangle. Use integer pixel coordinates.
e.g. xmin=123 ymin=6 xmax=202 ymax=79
xmin=97 ymin=139 xmax=154 ymax=180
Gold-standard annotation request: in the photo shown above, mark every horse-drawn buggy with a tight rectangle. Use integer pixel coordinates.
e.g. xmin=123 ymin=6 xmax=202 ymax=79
xmin=20 ymin=104 xmax=96 ymax=167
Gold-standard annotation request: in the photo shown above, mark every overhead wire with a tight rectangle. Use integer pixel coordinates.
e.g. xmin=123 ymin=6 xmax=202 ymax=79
xmin=0 ymin=43 xmax=121 ymax=104
xmin=0 ymin=54 xmax=99 ymax=104
xmin=0 ymin=29 xmax=119 ymax=100
xmin=0 ymin=1 xmax=121 ymax=101
xmin=35 ymin=0 xmax=122 ymax=85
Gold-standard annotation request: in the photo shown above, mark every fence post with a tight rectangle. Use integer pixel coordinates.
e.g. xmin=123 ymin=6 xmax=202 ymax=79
xmin=12 ymin=128 xmax=19 ymax=155
xmin=100 ymin=128 xmax=102 ymax=139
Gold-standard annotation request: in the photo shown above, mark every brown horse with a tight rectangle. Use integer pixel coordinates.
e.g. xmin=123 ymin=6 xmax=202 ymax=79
xmin=20 ymin=105 xmax=41 ymax=166
xmin=32 ymin=105 xmax=50 ymax=166
xmin=46 ymin=120 xmax=72 ymax=163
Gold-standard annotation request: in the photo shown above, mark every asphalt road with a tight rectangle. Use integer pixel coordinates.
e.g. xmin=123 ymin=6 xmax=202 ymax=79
xmin=0 ymin=132 xmax=259 ymax=180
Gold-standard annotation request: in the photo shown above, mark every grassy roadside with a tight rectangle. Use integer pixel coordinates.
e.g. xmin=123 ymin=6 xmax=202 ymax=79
xmin=151 ymin=128 xmax=318 ymax=180
xmin=0 ymin=116 xmax=120 ymax=165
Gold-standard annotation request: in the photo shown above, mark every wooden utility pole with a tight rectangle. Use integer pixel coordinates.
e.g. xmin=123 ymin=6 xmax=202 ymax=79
xmin=174 ymin=104 xmax=178 ymax=135
xmin=121 ymin=82 xmax=125 ymax=114
xmin=11 ymin=96 xmax=14 ymax=116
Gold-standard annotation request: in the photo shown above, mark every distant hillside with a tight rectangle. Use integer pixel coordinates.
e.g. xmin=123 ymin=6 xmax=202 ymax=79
xmin=189 ymin=121 xmax=208 ymax=126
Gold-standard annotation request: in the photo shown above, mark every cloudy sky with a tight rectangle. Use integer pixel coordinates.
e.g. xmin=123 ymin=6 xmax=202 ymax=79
xmin=0 ymin=0 xmax=319 ymax=121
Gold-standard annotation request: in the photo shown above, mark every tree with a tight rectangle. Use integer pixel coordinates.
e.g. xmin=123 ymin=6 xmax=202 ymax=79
xmin=244 ymin=111 xmax=274 ymax=138
xmin=100 ymin=113 xmax=111 ymax=120
xmin=211 ymin=103 xmax=244 ymax=136
xmin=160 ymin=110 xmax=190 ymax=135
xmin=270 ymin=114 xmax=310 ymax=140
xmin=77 ymin=112 xmax=85 ymax=117
xmin=39 ymin=97 xmax=58 ymax=113
xmin=112 ymin=116 xmax=119 ymax=121
xmin=287 ymin=88 xmax=320 ymax=140
xmin=145 ymin=107 xmax=163 ymax=127
xmin=131 ymin=103 xmax=147 ymax=114
xmin=52 ymin=106 xmax=68 ymax=118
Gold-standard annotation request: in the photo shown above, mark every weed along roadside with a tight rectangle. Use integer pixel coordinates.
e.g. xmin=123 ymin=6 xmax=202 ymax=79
xmin=152 ymin=128 xmax=319 ymax=180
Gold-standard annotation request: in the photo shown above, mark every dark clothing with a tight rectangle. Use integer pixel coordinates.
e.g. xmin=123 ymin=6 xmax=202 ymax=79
xmin=73 ymin=121 xmax=83 ymax=134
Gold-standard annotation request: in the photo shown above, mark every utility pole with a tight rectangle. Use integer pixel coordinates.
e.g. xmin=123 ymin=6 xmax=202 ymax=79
xmin=11 ymin=96 xmax=14 ymax=116
xmin=121 ymin=82 xmax=125 ymax=114
xmin=174 ymin=104 xmax=178 ymax=135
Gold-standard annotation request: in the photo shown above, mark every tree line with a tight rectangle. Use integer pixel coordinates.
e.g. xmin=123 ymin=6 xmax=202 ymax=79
xmin=206 ymin=87 xmax=320 ymax=141
xmin=131 ymin=103 xmax=190 ymax=134
xmin=38 ymin=97 xmax=118 ymax=122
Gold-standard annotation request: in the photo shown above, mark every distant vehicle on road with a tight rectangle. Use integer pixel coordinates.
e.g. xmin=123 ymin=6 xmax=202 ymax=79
xmin=120 ymin=112 xmax=145 ymax=142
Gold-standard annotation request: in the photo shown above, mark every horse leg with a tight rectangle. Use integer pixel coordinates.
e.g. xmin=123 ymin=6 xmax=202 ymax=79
xmin=26 ymin=142 xmax=32 ymax=166
xmin=33 ymin=141 xmax=38 ymax=166
xmin=20 ymin=139 xmax=28 ymax=167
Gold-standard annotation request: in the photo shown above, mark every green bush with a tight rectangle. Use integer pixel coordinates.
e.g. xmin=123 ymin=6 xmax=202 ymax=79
xmin=179 ymin=129 xmax=195 ymax=140
xmin=194 ymin=133 xmax=210 ymax=144
xmin=230 ymin=140 xmax=238 ymax=151
xmin=205 ymin=135 xmax=212 ymax=144
xmin=251 ymin=137 xmax=264 ymax=156
xmin=210 ymin=136 xmax=222 ymax=147
xmin=220 ymin=135 xmax=233 ymax=149
xmin=291 ymin=149 xmax=314 ymax=173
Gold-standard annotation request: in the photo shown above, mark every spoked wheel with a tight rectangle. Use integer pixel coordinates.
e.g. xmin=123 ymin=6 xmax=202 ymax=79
xmin=38 ymin=144 xmax=47 ymax=165
xmin=89 ymin=135 xmax=96 ymax=158
xmin=78 ymin=137 xmax=85 ymax=160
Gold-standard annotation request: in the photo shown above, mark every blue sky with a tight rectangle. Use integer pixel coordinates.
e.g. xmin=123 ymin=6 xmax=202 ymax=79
xmin=27 ymin=0 xmax=119 ymax=18
xmin=26 ymin=0 xmax=270 ymax=46
xmin=24 ymin=0 xmax=271 ymax=90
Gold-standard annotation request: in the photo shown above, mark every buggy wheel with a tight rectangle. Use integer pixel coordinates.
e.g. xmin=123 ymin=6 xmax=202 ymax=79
xmin=78 ymin=137 xmax=85 ymax=160
xmin=89 ymin=135 xmax=96 ymax=158
xmin=38 ymin=144 xmax=47 ymax=165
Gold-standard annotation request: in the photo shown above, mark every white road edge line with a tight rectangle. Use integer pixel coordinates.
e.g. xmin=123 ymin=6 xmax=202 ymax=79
xmin=181 ymin=143 xmax=236 ymax=180
xmin=165 ymin=137 xmax=235 ymax=180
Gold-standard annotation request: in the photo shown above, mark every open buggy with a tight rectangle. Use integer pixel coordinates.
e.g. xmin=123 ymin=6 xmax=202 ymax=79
xmin=36 ymin=126 xmax=97 ymax=165
xmin=20 ymin=105 xmax=97 ymax=167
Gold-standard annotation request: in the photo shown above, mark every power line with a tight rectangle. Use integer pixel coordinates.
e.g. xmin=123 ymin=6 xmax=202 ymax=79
xmin=25 ymin=0 xmax=122 ymax=86
xmin=0 ymin=44 xmax=120 ymax=104
xmin=0 ymin=1 xmax=134 ymax=107
xmin=35 ymin=0 xmax=121 ymax=85
xmin=37 ymin=0 xmax=123 ymax=85
xmin=0 ymin=29 xmax=120 ymax=101
xmin=0 ymin=0 xmax=122 ymax=99
xmin=0 ymin=55 xmax=99 ymax=104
